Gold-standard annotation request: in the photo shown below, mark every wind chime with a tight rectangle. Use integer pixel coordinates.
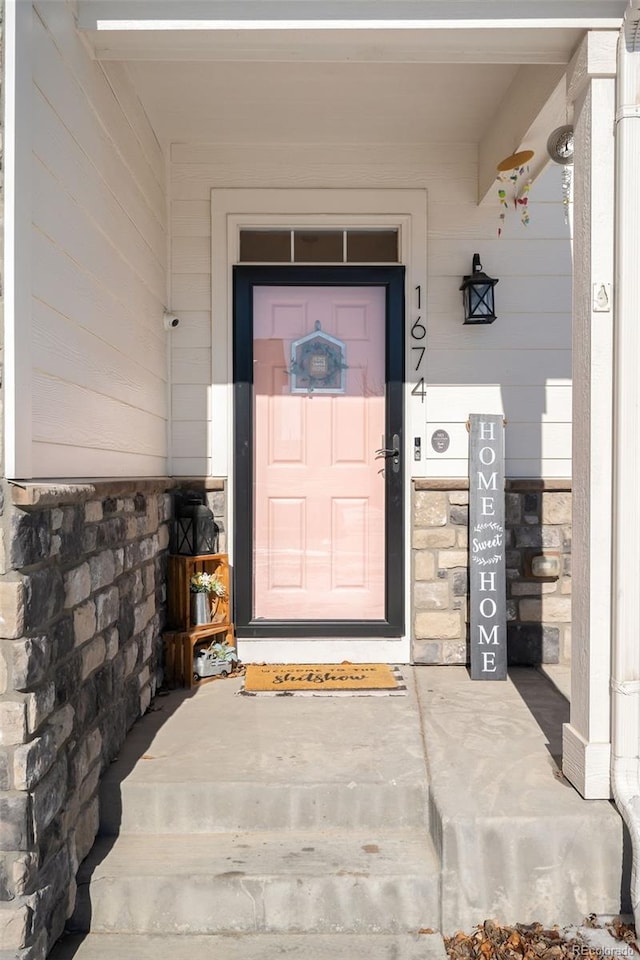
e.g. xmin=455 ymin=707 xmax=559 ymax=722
xmin=546 ymin=124 xmax=575 ymax=225
xmin=495 ymin=149 xmax=534 ymax=237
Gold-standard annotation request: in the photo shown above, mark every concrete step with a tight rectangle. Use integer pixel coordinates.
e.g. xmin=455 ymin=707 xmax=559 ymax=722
xmin=98 ymin=677 xmax=431 ymax=835
xmin=417 ymin=668 xmax=626 ymax=933
xmin=70 ymin=830 xmax=441 ymax=935
xmin=50 ymin=932 xmax=449 ymax=960
xmin=99 ymin=779 xmax=430 ymax=834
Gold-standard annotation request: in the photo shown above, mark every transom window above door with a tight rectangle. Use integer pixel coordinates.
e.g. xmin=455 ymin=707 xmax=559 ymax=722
xmin=238 ymin=229 xmax=399 ymax=264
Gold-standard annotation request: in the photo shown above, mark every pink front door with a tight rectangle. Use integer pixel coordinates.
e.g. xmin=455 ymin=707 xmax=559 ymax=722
xmin=253 ymin=286 xmax=386 ymax=620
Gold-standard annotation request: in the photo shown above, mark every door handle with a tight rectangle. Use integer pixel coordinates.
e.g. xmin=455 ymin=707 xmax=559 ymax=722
xmin=375 ymin=447 xmax=398 ymax=458
xmin=375 ymin=434 xmax=401 ymax=473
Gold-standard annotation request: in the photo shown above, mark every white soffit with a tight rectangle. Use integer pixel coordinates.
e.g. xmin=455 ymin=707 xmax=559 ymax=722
xmin=87 ymin=28 xmax=587 ymax=64
xmin=78 ymin=1 xmax=626 ymax=63
xmin=123 ymin=59 xmax=519 ymax=145
xmin=78 ymin=1 xmax=628 ymax=31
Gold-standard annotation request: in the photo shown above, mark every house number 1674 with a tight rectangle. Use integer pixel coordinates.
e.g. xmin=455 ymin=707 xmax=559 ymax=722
xmin=411 ymin=286 xmax=426 ymax=402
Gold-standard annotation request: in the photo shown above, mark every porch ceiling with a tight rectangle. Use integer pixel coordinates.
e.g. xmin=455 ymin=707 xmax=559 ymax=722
xmin=123 ymin=59 xmax=522 ymax=146
xmin=81 ymin=5 xmax=623 ymax=196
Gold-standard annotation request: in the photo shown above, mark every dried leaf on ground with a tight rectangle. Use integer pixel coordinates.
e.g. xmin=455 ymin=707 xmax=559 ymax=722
xmin=444 ymin=918 xmax=638 ymax=960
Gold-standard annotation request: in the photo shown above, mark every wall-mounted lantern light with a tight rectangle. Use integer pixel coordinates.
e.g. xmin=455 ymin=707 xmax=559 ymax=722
xmin=460 ymin=254 xmax=499 ymax=324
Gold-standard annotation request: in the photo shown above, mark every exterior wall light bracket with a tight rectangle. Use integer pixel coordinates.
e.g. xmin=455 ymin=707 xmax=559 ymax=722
xmin=460 ymin=253 xmax=499 ymax=324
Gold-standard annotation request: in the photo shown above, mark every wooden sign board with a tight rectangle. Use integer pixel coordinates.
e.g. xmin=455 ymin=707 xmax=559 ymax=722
xmin=469 ymin=415 xmax=507 ymax=680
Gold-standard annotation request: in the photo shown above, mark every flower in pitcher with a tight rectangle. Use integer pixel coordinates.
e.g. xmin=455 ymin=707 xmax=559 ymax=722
xmin=189 ymin=571 xmax=226 ymax=597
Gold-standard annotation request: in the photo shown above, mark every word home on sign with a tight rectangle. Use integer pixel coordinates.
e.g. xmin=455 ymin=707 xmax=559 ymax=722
xmin=468 ymin=415 xmax=507 ymax=680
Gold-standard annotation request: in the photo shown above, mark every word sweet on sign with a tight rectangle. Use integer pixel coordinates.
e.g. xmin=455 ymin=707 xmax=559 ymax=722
xmin=469 ymin=414 xmax=507 ymax=680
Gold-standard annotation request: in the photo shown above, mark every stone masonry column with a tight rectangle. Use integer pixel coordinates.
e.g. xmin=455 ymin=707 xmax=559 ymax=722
xmin=562 ymin=32 xmax=617 ymax=799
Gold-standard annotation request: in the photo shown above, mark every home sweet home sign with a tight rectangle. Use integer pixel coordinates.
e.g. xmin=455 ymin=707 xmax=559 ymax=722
xmin=469 ymin=414 xmax=507 ymax=680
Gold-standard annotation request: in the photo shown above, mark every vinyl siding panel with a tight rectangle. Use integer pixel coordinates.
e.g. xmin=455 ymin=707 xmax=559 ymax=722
xmin=170 ymin=144 xmax=571 ymax=479
xmin=27 ymin=0 xmax=167 ymax=479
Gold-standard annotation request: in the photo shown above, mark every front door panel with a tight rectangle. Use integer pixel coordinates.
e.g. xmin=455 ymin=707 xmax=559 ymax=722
xmin=234 ymin=266 xmax=404 ymax=639
xmin=253 ymin=285 xmax=385 ymax=620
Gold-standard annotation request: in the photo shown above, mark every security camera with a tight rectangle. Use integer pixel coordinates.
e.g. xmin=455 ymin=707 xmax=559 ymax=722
xmin=163 ymin=311 xmax=180 ymax=330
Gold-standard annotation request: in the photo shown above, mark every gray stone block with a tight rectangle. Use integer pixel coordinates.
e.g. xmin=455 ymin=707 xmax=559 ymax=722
xmin=84 ymin=501 xmax=103 ymax=524
xmin=26 ymin=683 xmax=56 ymax=735
xmin=0 ymin=795 xmax=32 ymax=851
xmin=89 ymin=553 xmax=115 ymax=593
xmin=13 ymin=729 xmax=57 ymax=791
xmin=0 ymin=859 xmax=14 ymax=902
xmin=449 ymin=506 xmax=468 ymax=526
xmin=505 ymin=549 xmax=521 ymax=570
xmin=507 ymin=623 xmax=560 ymax=664
xmin=452 ymin=569 xmax=467 ymax=597
xmin=49 ymin=705 xmax=75 ymax=751
xmin=81 ymin=526 xmax=98 ymax=554
xmin=51 ymin=619 xmax=74 ymax=662
xmin=505 ymin=493 xmax=522 ymax=525
xmin=11 ymin=637 xmax=51 ymax=693
xmin=94 ymin=665 xmax=114 ymax=717
xmin=0 ymin=701 xmax=27 ymax=746
xmin=54 ymin=656 xmax=80 ymax=709
xmin=96 ymin=519 xmax=126 ymax=550
xmin=95 ymin=588 xmax=119 ymax=633
xmin=117 ymin=598 xmax=135 ymax=645
xmin=77 ymin=683 xmax=98 ymax=732
xmin=73 ymin=602 xmax=96 ymax=648
xmin=513 ymin=526 xmax=543 ymax=549
xmin=0 ymin=900 xmax=33 ymax=951
xmin=10 ymin=511 xmax=51 ymax=569
xmin=32 ymin=756 xmax=67 ymax=838
xmin=0 ymin=580 xmax=26 ymax=640
xmin=412 ymin=641 xmax=442 ymax=664
xmin=99 ymin=706 xmax=126 ymax=766
xmin=125 ymin=677 xmax=141 ymax=730
xmin=59 ymin=506 xmax=85 ymax=563
xmin=80 ymin=637 xmax=107 ymax=683
xmin=35 ymin=845 xmax=72 ymax=949
xmin=0 ymin=752 xmax=10 ymax=792
xmin=23 ymin=569 xmax=65 ymax=631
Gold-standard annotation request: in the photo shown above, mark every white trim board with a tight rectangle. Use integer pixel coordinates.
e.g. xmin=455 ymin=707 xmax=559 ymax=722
xmin=4 ymin=0 xmax=33 ymax=479
xmin=80 ymin=1 xmax=628 ymax=31
xmin=237 ymin=639 xmax=411 ymax=665
xmin=210 ymin=187 xmax=427 ymax=664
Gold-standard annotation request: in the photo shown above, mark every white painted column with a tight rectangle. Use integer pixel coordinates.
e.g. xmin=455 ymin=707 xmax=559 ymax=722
xmin=4 ymin=1 xmax=33 ymax=479
xmin=562 ymin=31 xmax=617 ymax=800
xmin=610 ymin=2 xmax=640 ymax=931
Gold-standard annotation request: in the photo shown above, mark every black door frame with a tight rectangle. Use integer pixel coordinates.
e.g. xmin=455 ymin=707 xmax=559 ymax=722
xmin=233 ymin=265 xmax=405 ymax=638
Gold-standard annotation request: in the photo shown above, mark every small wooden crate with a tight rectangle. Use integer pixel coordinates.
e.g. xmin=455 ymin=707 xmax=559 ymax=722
xmin=167 ymin=553 xmax=231 ymax=634
xmin=164 ymin=623 xmax=236 ymax=689
xmin=165 ymin=554 xmax=235 ymax=688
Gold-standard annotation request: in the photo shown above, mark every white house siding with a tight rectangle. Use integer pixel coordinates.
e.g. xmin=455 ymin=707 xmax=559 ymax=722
xmin=29 ymin=1 xmax=167 ymax=480
xmin=170 ymin=144 xmax=571 ymax=480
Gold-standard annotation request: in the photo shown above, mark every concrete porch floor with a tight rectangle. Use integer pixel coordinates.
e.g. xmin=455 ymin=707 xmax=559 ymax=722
xmin=51 ymin=666 xmax=627 ymax=959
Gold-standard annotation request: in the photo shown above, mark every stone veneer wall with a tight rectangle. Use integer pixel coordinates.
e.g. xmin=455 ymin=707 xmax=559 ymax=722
xmin=412 ymin=480 xmax=572 ymax=666
xmin=0 ymin=480 xmax=172 ymax=958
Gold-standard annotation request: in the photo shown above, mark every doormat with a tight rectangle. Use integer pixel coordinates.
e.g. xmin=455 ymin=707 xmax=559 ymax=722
xmin=240 ymin=663 xmax=406 ymax=696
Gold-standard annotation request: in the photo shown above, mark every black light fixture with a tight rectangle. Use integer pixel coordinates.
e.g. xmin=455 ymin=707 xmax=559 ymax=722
xmin=173 ymin=494 xmax=219 ymax=556
xmin=460 ymin=254 xmax=499 ymax=324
